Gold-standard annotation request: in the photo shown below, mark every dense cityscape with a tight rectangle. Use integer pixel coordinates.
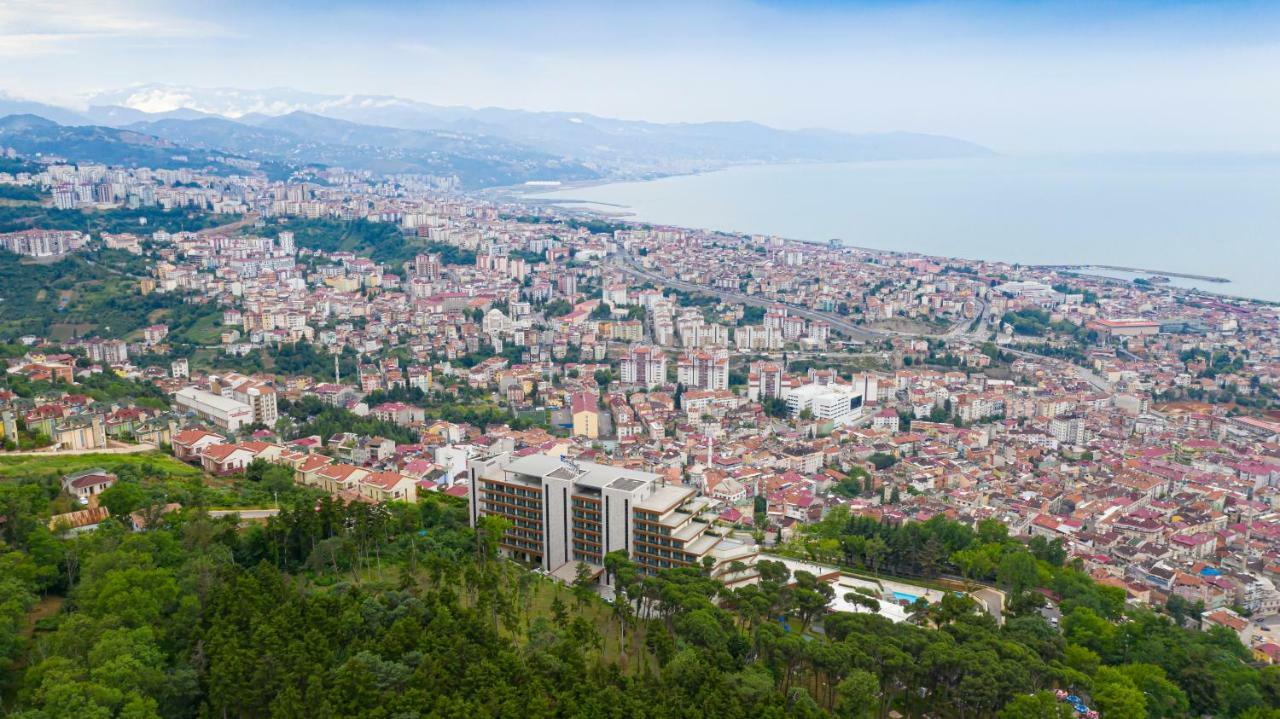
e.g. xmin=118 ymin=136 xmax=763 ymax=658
xmin=1 ymin=136 xmax=1279 ymax=718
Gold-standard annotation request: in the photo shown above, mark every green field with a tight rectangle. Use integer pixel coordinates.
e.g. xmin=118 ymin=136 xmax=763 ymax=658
xmin=0 ymin=451 xmax=202 ymax=482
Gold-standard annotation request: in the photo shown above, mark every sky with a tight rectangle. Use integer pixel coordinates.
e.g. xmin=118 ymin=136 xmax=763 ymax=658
xmin=2 ymin=0 xmax=1280 ymax=152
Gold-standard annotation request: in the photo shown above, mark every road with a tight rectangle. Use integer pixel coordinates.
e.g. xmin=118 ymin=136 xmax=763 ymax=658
xmin=207 ymin=508 xmax=280 ymax=521
xmin=196 ymin=212 xmax=260 ymax=237
xmin=613 ymin=254 xmax=884 ymax=342
xmin=1001 ymin=347 xmax=1112 ymax=392
xmin=612 ymin=251 xmax=985 ymax=344
xmin=973 ymin=587 xmax=1006 ymax=625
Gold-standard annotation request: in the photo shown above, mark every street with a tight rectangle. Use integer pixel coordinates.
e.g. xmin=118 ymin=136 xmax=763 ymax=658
xmin=611 ymin=250 xmax=990 ymax=344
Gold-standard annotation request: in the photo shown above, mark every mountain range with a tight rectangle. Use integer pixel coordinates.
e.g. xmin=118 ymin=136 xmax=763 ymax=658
xmin=0 ymin=85 xmax=993 ymax=188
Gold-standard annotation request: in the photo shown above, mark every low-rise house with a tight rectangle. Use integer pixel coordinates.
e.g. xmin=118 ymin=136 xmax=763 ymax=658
xmin=359 ymin=471 xmax=418 ymax=503
xmin=200 ymin=443 xmax=256 ymax=475
xmin=60 ymin=468 xmax=116 ymax=501
xmin=173 ymin=428 xmax=225 ymax=461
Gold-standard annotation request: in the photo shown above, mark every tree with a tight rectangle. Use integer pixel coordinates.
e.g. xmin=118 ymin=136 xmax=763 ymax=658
xmin=1114 ymin=664 xmax=1189 ymax=719
xmin=836 ymin=670 xmax=880 ymax=719
xmin=572 ymin=561 xmax=595 ymax=609
xmin=869 ymin=452 xmax=897 ymax=471
xmin=1093 ymin=677 xmax=1148 ymax=719
xmin=97 ymin=482 xmax=150 ymax=519
xmin=997 ymin=550 xmax=1040 ymax=595
xmin=998 ymin=691 xmax=1074 ymax=719
xmin=593 ymin=369 xmax=613 ymax=390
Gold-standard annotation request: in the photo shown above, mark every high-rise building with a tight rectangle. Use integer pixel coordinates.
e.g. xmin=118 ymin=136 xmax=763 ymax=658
xmin=413 ymin=253 xmax=442 ymax=280
xmin=749 ymin=361 xmax=785 ymax=401
xmin=467 ymin=452 xmax=757 ymax=582
xmin=619 ymin=345 xmax=667 ymax=387
xmin=677 ymin=349 xmax=730 ymax=391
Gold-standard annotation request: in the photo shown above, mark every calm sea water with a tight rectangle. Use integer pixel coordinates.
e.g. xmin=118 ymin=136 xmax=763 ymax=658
xmin=532 ymin=155 xmax=1280 ymax=302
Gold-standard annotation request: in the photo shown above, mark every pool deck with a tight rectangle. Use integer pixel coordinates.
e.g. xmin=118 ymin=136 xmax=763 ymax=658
xmin=766 ymin=555 xmax=949 ymax=624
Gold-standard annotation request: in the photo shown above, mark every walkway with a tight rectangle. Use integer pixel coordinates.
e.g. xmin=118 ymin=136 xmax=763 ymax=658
xmin=0 ymin=443 xmax=157 ymax=457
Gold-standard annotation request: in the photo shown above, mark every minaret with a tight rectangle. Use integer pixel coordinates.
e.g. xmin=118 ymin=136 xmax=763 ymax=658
xmin=334 ymin=354 xmax=340 ymax=385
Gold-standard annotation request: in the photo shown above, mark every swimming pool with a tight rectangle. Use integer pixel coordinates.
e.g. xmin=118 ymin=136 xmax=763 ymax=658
xmin=892 ymin=591 xmax=920 ymax=604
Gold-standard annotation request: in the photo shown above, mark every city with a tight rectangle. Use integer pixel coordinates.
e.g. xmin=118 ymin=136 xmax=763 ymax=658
xmin=3 ymin=148 xmax=1280 ymax=715
xmin=4 ymin=2 xmax=1280 ymax=716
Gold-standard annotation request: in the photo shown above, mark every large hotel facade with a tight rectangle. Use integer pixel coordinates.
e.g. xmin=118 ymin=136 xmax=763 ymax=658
xmin=467 ymin=452 xmax=757 ymax=583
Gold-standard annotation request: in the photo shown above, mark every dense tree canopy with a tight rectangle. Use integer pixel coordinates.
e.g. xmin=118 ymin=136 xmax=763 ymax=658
xmin=0 ymin=478 xmax=1276 ymax=718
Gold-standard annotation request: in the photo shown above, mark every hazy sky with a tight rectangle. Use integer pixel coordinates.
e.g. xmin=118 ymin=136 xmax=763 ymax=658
xmin=3 ymin=0 xmax=1280 ymax=152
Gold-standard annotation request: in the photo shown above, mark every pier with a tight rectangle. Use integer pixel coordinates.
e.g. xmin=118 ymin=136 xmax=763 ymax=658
xmin=1040 ymin=264 xmax=1230 ymax=283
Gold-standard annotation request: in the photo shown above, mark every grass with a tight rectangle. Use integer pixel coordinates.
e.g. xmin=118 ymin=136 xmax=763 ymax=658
xmin=0 ymin=451 xmax=203 ymax=482
xmin=183 ymin=312 xmax=223 ymax=344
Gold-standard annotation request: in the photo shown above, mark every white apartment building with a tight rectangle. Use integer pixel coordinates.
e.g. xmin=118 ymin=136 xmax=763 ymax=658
xmin=174 ymin=387 xmax=254 ymax=432
xmin=467 ymin=452 xmax=660 ymax=575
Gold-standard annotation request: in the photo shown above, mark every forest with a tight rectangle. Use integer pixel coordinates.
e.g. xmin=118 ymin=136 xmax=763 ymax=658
xmin=1 ymin=476 xmax=1279 ymax=718
xmin=258 ymin=218 xmax=476 ymax=268
xmin=0 ymin=250 xmax=223 ymax=342
xmin=0 ymin=206 xmax=239 ymax=236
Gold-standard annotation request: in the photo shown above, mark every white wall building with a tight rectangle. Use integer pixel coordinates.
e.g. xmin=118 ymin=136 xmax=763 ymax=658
xmin=174 ymin=387 xmax=254 ymax=432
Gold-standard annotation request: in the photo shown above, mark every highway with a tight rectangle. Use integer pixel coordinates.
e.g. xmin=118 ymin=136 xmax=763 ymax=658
xmin=611 ymin=251 xmax=989 ymax=344
xmin=1001 ymin=347 xmax=1112 ymax=392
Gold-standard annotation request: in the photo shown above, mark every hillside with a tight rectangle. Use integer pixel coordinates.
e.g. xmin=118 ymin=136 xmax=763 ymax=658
xmin=1 ymin=469 xmax=1275 ymax=718
xmin=0 ymin=114 xmax=243 ymax=172
xmin=126 ymin=111 xmax=602 ymax=186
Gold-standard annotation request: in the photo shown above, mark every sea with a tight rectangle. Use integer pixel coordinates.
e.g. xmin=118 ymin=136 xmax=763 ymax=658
xmin=529 ymin=154 xmax=1280 ymax=302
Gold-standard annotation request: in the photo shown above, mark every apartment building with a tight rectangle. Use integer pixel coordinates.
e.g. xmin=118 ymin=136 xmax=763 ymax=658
xmin=468 ymin=453 xmax=661 ymax=575
xmin=468 ymin=452 xmax=757 ymax=583
xmin=619 ymin=345 xmax=667 ymax=387
xmin=230 ymin=380 xmax=278 ymax=427
xmin=677 ymin=349 xmax=730 ymax=391
xmin=632 ymin=484 xmax=758 ymax=581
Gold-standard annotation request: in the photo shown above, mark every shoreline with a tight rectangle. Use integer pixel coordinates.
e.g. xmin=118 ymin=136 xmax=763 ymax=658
xmin=503 ymin=159 xmax=1277 ymax=306
xmin=1038 ymin=264 xmax=1229 ymax=284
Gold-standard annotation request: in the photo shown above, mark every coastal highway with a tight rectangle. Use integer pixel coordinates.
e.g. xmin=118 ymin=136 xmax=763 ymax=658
xmin=612 ymin=251 xmax=989 ymax=343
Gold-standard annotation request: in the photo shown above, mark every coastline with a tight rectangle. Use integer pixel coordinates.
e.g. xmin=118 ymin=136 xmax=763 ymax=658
xmin=508 ymin=156 xmax=1280 ymax=304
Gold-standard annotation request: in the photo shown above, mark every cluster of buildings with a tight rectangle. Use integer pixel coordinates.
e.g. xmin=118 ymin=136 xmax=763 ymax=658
xmin=7 ymin=153 xmax=1280 ymax=633
xmin=0 ymin=229 xmax=87 ymax=258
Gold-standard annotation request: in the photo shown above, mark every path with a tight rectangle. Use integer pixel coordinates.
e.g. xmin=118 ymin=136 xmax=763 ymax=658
xmin=207 ymin=508 xmax=281 ymax=521
xmin=0 ymin=443 xmax=156 ymax=457
xmin=972 ymin=587 xmax=1006 ymax=625
xmin=196 ymin=212 xmax=260 ymax=237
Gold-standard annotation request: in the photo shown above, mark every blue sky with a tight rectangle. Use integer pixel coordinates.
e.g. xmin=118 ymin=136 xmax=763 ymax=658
xmin=2 ymin=0 xmax=1279 ymax=152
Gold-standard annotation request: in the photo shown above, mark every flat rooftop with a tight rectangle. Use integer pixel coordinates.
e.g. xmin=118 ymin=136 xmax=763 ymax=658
xmin=501 ymin=453 xmax=659 ymax=492
xmin=635 ymin=484 xmax=695 ymax=513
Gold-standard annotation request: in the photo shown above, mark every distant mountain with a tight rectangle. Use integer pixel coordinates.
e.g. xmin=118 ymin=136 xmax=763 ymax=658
xmin=0 ymin=84 xmax=993 ymax=187
xmin=86 ymin=84 xmax=993 ymax=175
xmin=83 ymin=105 xmax=223 ymax=126
xmin=126 ymin=112 xmax=601 ymax=187
xmin=0 ymin=94 xmax=88 ymax=126
xmin=0 ymin=114 xmax=245 ymax=171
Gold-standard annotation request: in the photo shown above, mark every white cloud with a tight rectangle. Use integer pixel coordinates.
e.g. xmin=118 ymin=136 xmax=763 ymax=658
xmin=0 ymin=0 xmax=226 ymax=55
